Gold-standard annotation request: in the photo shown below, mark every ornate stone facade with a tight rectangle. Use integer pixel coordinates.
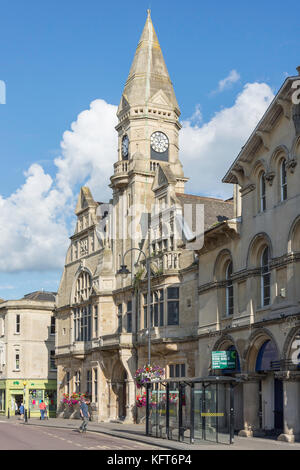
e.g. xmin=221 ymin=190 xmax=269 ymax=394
xmin=55 ymin=10 xmax=300 ymax=441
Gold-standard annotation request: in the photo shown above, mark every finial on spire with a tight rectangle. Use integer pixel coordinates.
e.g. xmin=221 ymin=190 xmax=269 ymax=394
xmin=147 ymin=8 xmax=151 ymax=18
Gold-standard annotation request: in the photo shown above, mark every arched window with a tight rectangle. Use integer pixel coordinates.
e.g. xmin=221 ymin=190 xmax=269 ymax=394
xmin=259 ymin=172 xmax=266 ymax=212
xmin=225 ymin=262 xmax=234 ymax=316
xmin=74 ymin=271 xmax=92 ymax=304
xmin=261 ymin=247 xmax=271 ymax=307
xmin=255 ymin=340 xmax=279 ymax=371
xmin=280 ymin=159 xmax=287 ymax=201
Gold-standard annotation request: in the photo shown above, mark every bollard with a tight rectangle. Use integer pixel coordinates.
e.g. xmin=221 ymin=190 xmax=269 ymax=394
xmin=28 ymin=409 xmax=30 ymax=419
xmin=7 ymin=408 xmax=10 ymax=419
xmin=24 ymin=409 xmax=28 ymax=423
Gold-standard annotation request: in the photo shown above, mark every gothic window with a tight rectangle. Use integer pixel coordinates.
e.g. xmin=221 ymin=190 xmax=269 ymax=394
xmin=93 ymin=305 xmax=98 ymax=338
xmin=143 ymin=289 xmax=164 ymax=328
xmin=75 ymin=371 xmax=81 ymax=393
xmin=117 ymin=304 xmax=123 ymax=334
xmin=280 ymin=159 xmax=287 ymax=201
xmin=93 ymin=368 xmax=98 ymax=403
xmin=73 ymin=306 xmax=92 ymax=342
xmin=66 ymin=372 xmax=70 ymax=395
xmin=74 ymin=271 xmax=92 ymax=304
xmin=261 ymin=246 xmax=271 ymax=307
xmin=167 ymin=286 xmax=179 ymax=326
xmin=126 ymin=300 xmax=132 ymax=333
xmin=225 ymin=262 xmax=234 ymax=316
xmin=86 ymin=370 xmax=92 ymax=396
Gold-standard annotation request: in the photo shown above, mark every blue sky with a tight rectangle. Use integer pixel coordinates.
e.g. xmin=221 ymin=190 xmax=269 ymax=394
xmin=0 ymin=0 xmax=299 ymax=299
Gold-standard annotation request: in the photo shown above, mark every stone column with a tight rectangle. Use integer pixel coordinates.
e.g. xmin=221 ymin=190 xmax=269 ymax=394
xmin=123 ymin=379 xmax=136 ymax=423
xmin=277 ymin=372 xmax=300 ymax=443
xmin=237 ymin=374 xmax=261 ymax=437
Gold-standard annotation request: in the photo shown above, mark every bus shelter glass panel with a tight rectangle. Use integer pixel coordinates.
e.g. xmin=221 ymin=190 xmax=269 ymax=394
xmin=149 ymin=382 xmax=167 ymax=439
xmin=168 ymin=382 xmax=180 ymax=440
xmin=193 ymin=382 xmax=232 ymax=444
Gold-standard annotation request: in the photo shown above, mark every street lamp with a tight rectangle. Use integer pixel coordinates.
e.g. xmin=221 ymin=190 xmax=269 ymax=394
xmin=116 ymin=248 xmax=151 ymax=365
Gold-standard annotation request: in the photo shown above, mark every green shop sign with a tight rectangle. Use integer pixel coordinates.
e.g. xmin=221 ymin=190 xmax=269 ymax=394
xmin=212 ymin=351 xmax=236 ymax=370
xmin=13 ymin=381 xmax=20 ymax=385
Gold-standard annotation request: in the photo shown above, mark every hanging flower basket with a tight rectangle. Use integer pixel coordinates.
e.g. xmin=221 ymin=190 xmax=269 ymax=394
xmin=134 ymin=364 xmax=165 ymax=389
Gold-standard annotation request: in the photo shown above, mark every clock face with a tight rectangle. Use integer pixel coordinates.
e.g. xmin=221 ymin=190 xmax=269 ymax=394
xmin=151 ymin=132 xmax=169 ymax=153
xmin=122 ymin=135 xmax=129 ymax=158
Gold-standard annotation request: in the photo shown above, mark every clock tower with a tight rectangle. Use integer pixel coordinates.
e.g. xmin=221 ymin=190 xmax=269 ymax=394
xmin=110 ymin=11 xmax=187 ymax=279
xmin=111 ymin=9 xmax=186 ymax=188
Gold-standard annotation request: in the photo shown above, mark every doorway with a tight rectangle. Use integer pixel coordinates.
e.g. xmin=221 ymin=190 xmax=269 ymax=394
xmin=274 ymin=379 xmax=283 ymax=434
xmin=12 ymin=394 xmax=23 ymax=415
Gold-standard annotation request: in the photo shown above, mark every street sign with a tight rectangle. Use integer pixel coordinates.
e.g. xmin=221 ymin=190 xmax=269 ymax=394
xmin=212 ymin=351 xmax=236 ymax=370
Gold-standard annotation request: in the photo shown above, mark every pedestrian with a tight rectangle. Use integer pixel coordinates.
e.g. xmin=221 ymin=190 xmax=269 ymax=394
xmin=19 ymin=402 xmax=24 ymax=420
xmin=39 ymin=400 xmax=47 ymax=420
xmin=15 ymin=401 xmax=19 ymax=416
xmin=78 ymin=397 xmax=90 ymax=433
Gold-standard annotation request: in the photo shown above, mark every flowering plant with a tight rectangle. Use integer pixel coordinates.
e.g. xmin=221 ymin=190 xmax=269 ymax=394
xmin=136 ymin=393 xmax=147 ymax=408
xmin=61 ymin=392 xmax=86 ymax=406
xmin=136 ymin=392 xmax=158 ymax=408
xmin=134 ymin=365 xmax=165 ymax=388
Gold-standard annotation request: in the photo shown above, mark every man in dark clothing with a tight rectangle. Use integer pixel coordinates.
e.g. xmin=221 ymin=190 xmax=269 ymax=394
xmin=78 ymin=397 xmax=90 ymax=433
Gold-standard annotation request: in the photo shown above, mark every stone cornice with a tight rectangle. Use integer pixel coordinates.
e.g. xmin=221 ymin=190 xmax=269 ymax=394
xmin=198 ymin=252 xmax=300 ymax=295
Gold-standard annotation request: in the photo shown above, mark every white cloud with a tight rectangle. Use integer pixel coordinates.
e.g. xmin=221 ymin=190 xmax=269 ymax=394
xmin=211 ymin=69 xmax=241 ymax=95
xmin=55 ymin=99 xmax=118 ymax=201
xmin=0 ymin=84 xmax=274 ymax=273
xmin=0 ymin=164 xmax=69 ymax=272
xmin=180 ymin=82 xmax=275 ymax=199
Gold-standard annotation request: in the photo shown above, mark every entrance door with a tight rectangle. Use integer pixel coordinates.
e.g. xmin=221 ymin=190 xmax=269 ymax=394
xmin=274 ymin=379 xmax=283 ymax=433
xmin=12 ymin=394 xmax=23 ymax=415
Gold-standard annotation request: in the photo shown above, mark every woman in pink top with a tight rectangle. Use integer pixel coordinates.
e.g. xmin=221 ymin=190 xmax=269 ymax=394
xmin=39 ymin=400 xmax=47 ymax=420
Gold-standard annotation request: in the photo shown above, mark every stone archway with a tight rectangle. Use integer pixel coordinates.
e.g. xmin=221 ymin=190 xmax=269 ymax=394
xmin=111 ymin=360 xmax=128 ymax=421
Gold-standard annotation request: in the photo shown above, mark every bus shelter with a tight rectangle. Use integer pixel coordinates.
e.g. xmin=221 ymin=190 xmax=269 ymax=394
xmin=145 ymin=376 xmax=239 ymax=445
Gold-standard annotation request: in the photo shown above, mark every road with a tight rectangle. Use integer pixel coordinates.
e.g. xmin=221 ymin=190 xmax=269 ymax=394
xmin=0 ymin=420 xmax=166 ymax=450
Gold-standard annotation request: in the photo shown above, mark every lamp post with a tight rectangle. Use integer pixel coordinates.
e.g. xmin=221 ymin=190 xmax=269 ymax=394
xmin=117 ymin=248 xmax=151 ymax=366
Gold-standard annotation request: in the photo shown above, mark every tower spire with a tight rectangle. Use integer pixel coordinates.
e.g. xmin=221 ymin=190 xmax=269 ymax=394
xmin=117 ymin=10 xmax=179 ymax=115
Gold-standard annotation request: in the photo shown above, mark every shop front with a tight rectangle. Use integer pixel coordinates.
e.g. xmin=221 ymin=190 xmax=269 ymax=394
xmin=0 ymin=379 xmax=57 ymax=417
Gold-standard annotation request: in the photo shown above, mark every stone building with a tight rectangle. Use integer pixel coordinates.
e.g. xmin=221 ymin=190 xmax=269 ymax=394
xmin=0 ymin=291 xmax=57 ymax=417
xmin=55 ymin=11 xmax=233 ymax=423
xmin=55 ymin=9 xmax=300 ymax=440
xmin=195 ymin=70 xmax=300 ymax=442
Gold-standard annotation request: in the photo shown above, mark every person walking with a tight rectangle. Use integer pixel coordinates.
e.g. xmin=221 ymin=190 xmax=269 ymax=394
xmin=39 ymin=400 xmax=47 ymax=420
xmin=19 ymin=402 xmax=24 ymax=420
xmin=78 ymin=397 xmax=90 ymax=433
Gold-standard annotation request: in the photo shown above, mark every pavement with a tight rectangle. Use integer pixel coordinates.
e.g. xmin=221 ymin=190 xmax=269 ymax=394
xmin=1 ymin=416 xmax=300 ymax=450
